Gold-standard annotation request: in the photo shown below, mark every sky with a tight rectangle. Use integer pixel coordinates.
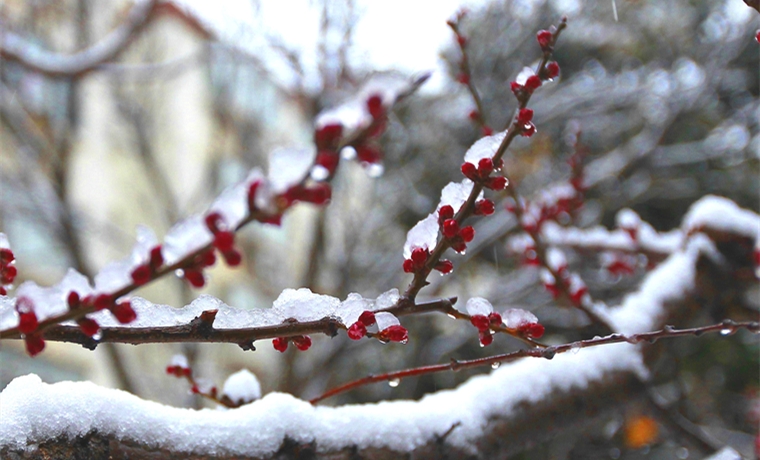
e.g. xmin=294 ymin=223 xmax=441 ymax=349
xmin=178 ymin=0 xmax=490 ymax=93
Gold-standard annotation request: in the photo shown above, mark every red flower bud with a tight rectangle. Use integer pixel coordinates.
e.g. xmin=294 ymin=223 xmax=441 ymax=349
xmin=410 ymin=247 xmax=428 ymax=266
xmin=292 ymin=335 xmax=312 ymax=351
xmin=213 ymin=231 xmax=235 ymax=252
xmin=485 ymin=176 xmax=508 ymax=190
xmin=316 ymin=151 xmax=340 ymax=174
xmin=0 ymin=265 xmax=17 ymax=284
xmin=272 ymin=337 xmax=289 ymax=352
xmin=0 ymin=248 xmax=14 ymax=264
xmin=383 ymin=325 xmax=408 ymax=343
xmin=358 ymin=310 xmax=376 ymax=326
xmin=479 ymin=330 xmax=493 ymax=346
xmin=149 ymin=246 xmax=163 ymax=269
xmin=347 ymin=322 xmax=367 ymax=340
xmin=438 ymin=205 xmax=455 ymax=223
xmin=77 ymin=317 xmax=100 ymax=337
xmin=356 ymin=145 xmax=382 ymax=164
xmin=67 ymin=291 xmax=81 ymax=309
xmin=200 ymin=249 xmax=217 ymax=267
xmin=367 ymin=95 xmax=384 ymax=119
xmin=488 ymin=312 xmax=502 ymax=326
xmin=25 ymin=333 xmax=45 ymax=356
xmin=536 ymin=29 xmax=553 ymax=49
xmin=111 ymin=300 xmax=137 ymax=324
xmin=434 ymin=259 xmax=454 ymax=274
xmin=521 ymin=123 xmax=536 ymax=138
xmin=510 ymin=81 xmax=522 ymax=96
xmin=184 ymin=269 xmax=205 ymax=288
xmin=94 ymin=294 xmax=113 ymax=311
xmin=459 ymin=226 xmax=475 ymax=242
xmin=130 ymin=264 xmax=151 ymax=286
xmin=517 ymin=108 xmax=533 ymax=125
xmin=222 ymin=249 xmax=242 ymax=267
xmin=315 ymin=123 xmax=343 ymax=149
xmin=477 ymin=158 xmax=494 ymax=176
xmin=443 ymin=219 xmax=460 ymax=239
xmin=461 ymin=162 xmax=478 ymax=180
xmin=546 ymin=61 xmax=560 ymax=79
xmin=403 ymin=259 xmax=416 ymax=273
xmin=474 ymin=199 xmax=495 ymax=216
xmin=524 ymin=75 xmax=542 ymax=92
xmin=204 ymin=212 xmax=224 ymax=233
xmin=519 ymin=323 xmax=545 ymax=339
xmin=470 ymin=314 xmax=490 ymax=332
xmin=18 ymin=311 xmax=38 ymax=335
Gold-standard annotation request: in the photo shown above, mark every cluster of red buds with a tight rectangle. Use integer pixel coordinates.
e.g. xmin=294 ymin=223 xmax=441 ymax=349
xmin=438 ymin=205 xmax=476 ymax=253
xmin=280 ymin=183 xmax=332 ymax=207
xmin=347 ymin=310 xmax=377 ymax=340
xmin=402 ymin=247 xmax=453 ymax=275
xmin=130 ymin=246 xmax=164 ymax=286
xmin=166 ymin=355 xmax=219 ymax=400
xmin=272 ymin=335 xmax=312 ymax=352
xmin=516 ymin=108 xmax=536 ymax=138
xmin=15 ymin=297 xmax=43 ymax=355
xmin=470 ymin=311 xmax=503 ymax=346
xmin=461 ymin=158 xmax=508 ymax=191
xmin=510 ymin=30 xmax=561 ymax=101
xmin=0 ymin=246 xmax=16 ymax=295
xmin=247 ymin=180 xmax=282 ymax=226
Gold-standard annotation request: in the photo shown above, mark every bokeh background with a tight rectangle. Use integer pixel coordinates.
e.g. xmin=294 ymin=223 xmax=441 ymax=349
xmin=1 ymin=0 xmax=758 ymax=458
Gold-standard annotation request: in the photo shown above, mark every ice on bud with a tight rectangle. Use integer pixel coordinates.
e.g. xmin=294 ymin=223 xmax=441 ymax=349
xmin=374 ymin=289 xmax=399 ymax=310
xmin=463 ymin=130 xmax=508 ymax=165
xmin=347 ymin=322 xmax=367 ymax=340
xmin=536 ymin=30 xmax=553 ymax=49
xmin=546 ymin=61 xmax=560 ymax=79
xmin=374 ymin=312 xmax=400 ymax=331
xmin=502 ymin=308 xmax=539 ymax=329
xmin=465 ymin=297 xmax=494 ymax=317
xmin=403 ymin=214 xmax=439 ymax=259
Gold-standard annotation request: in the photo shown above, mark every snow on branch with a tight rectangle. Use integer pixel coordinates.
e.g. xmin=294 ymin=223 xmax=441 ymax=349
xmin=2 ymin=197 xmax=756 ymax=458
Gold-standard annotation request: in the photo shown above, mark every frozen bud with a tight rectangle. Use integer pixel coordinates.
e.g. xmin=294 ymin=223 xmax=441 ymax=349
xmin=205 ymin=212 xmax=224 ymax=233
xmin=184 ymin=269 xmax=205 ymax=288
xmin=517 ymin=108 xmax=533 ymax=125
xmin=470 ymin=314 xmax=491 ymax=332
xmin=222 ymin=249 xmax=242 ymax=267
xmin=248 ymin=181 xmax=262 ymax=211
xmin=315 ymin=123 xmax=343 ymax=149
xmin=0 ymin=265 xmax=17 ymax=284
xmin=347 ymin=322 xmax=367 ymax=340
xmin=213 ymin=232 xmax=235 ymax=252
xmin=502 ymin=308 xmax=539 ymax=329
xmin=149 ymin=246 xmax=164 ymax=269
xmin=375 ymin=312 xmax=401 ymax=330
xmin=111 ymin=300 xmax=137 ymax=324
xmin=518 ymin=322 xmax=545 ymax=339
xmin=524 ymin=75 xmax=542 ymax=92
xmin=130 ymin=264 xmax=151 ymax=286
xmin=451 ymin=240 xmax=467 ymax=253
xmin=0 ymin=248 xmax=14 ymax=264
xmin=438 ymin=205 xmax=455 ymax=223
xmin=292 ymin=335 xmax=312 ymax=351
xmin=546 ymin=61 xmax=560 ymax=79
xmin=382 ymin=325 xmax=408 ymax=343
xmin=67 ymin=291 xmax=81 ymax=309
xmin=77 ymin=317 xmax=100 ymax=337
xmin=200 ymin=249 xmax=216 ymax=267
xmin=474 ymin=199 xmax=495 ymax=216
xmin=442 ymin=219 xmax=460 ymax=239
xmin=356 ymin=145 xmax=382 ymax=165
xmin=459 ymin=226 xmax=475 ymax=242
xmin=461 ymin=162 xmax=478 ymax=180
xmin=488 ymin=312 xmax=502 ymax=327
xmin=510 ymin=81 xmax=523 ymax=97
xmin=536 ymin=29 xmax=553 ymax=49
xmin=16 ymin=299 xmax=38 ymax=335
xmin=366 ymin=94 xmax=384 ymax=119
xmin=466 ymin=297 xmax=494 ymax=316
xmin=358 ymin=310 xmax=376 ymax=326
xmin=434 ymin=259 xmax=454 ymax=274
xmin=520 ymin=123 xmax=536 ymax=138
xmin=485 ymin=176 xmax=508 ymax=190
xmin=272 ymin=337 xmax=289 ymax=353
xmin=478 ymin=158 xmax=494 ymax=176
xmin=315 ymin=150 xmax=340 ymax=175
xmin=405 ymin=247 xmax=429 ymax=273
xmin=93 ymin=294 xmax=113 ymax=311
xmin=25 ymin=334 xmax=45 ymax=356
xmin=479 ymin=330 xmax=493 ymax=346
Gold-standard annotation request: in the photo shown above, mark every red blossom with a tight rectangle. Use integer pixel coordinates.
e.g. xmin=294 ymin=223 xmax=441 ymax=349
xmin=111 ymin=300 xmax=137 ymax=324
xmin=24 ymin=334 xmax=45 ymax=356
xmin=272 ymin=337 xmax=289 ymax=352
xmin=536 ymin=29 xmax=553 ymax=49
xmin=77 ymin=317 xmax=100 ymax=337
xmin=292 ymin=335 xmax=312 ymax=351
xmin=347 ymin=322 xmax=367 ymax=340
xmin=474 ymin=199 xmax=495 ymax=216
xmin=358 ymin=310 xmax=376 ymax=326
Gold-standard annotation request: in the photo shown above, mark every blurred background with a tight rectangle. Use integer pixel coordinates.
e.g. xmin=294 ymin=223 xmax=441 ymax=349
xmin=0 ymin=0 xmax=758 ymax=458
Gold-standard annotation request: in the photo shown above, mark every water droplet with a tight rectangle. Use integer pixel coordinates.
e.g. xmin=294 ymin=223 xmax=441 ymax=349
xmin=340 ymin=146 xmax=357 ymax=160
xmin=447 ymin=314 xmax=456 ymax=320
xmin=609 ymin=447 xmax=621 ymax=459
xmin=720 ymin=328 xmax=732 ymax=336
xmin=479 ymin=341 xmax=485 ymax=348
xmin=388 ymin=378 xmax=400 ymax=388
xmin=491 ymin=362 xmax=501 ymax=369
xmin=310 ymin=166 xmax=329 ymax=181
xmin=366 ymin=163 xmax=384 ymax=178
xmin=676 ymin=447 xmax=689 ymax=459
xmin=571 ymin=343 xmax=582 ymax=354
xmin=174 ymin=269 xmax=184 ymax=277
xmin=92 ymin=331 xmax=103 ymax=341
